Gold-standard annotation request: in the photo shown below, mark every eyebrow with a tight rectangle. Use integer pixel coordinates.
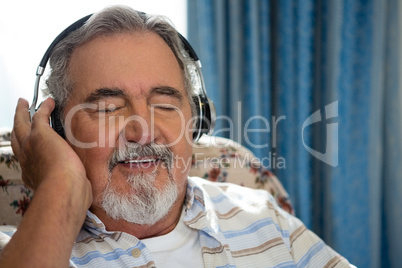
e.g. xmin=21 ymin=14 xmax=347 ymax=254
xmin=83 ymin=86 xmax=183 ymax=104
xmin=84 ymin=88 xmax=126 ymax=103
xmin=150 ymin=86 xmax=183 ymax=102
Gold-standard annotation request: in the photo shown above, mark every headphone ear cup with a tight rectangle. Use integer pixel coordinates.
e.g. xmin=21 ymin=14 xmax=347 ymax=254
xmin=50 ymin=105 xmax=65 ymax=139
xmin=200 ymin=97 xmax=214 ymax=136
xmin=192 ymin=94 xmax=215 ymax=141
xmin=192 ymin=95 xmax=202 ymax=141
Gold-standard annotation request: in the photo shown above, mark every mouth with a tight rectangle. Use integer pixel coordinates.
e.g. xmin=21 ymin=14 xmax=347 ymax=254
xmin=121 ymin=158 xmax=158 ymax=164
xmin=117 ymin=156 xmax=162 ymax=170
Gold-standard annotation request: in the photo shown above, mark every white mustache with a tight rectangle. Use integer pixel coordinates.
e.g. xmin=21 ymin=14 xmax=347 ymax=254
xmin=108 ymin=143 xmax=173 ymax=172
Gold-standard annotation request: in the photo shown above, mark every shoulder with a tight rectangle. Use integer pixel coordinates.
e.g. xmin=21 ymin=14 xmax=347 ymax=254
xmin=186 ymin=177 xmax=355 ymax=267
xmin=187 ymin=176 xmax=291 ymax=228
xmin=188 ymin=176 xmax=281 ymax=208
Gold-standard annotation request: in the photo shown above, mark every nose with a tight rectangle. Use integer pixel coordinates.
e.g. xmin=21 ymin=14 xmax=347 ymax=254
xmin=120 ymin=107 xmax=156 ymax=145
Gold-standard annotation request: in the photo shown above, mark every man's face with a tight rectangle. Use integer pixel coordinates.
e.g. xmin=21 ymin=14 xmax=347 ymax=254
xmin=63 ymin=32 xmax=193 ymax=223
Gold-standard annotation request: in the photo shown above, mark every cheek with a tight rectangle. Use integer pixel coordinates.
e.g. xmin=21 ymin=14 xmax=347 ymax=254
xmin=73 ymin=146 xmax=111 ymax=178
xmin=175 ymin=145 xmax=193 ymax=175
xmin=64 ymin=109 xmax=100 ymax=145
xmin=171 ymin=143 xmax=192 ymax=197
xmin=72 ymin=145 xmax=113 ymax=202
xmin=67 ymin=116 xmax=116 ymax=193
xmin=168 ymin=125 xmax=193 ymax=180
xmin=67 ymin=112 xmax=122 ymax=149
xmin=159 ymin=108 xmax=194 ymax=146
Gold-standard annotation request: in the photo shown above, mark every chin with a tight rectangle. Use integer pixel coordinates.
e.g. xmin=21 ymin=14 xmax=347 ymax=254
xmin=100 ymin=170 xmax=179 ymax=225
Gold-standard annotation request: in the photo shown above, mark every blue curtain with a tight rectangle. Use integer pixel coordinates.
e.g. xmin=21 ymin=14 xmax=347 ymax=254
xmin=187 ymin=0 xmax=402 ymax=267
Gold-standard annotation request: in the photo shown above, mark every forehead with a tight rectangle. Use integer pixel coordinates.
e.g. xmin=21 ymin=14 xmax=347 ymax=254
xmin=68 ymin=31 xmax=185 ymax=101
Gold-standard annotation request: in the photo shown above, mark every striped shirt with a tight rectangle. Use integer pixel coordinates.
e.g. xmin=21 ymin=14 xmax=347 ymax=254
xmin=69 ymin=176 xmax=354 ymax=267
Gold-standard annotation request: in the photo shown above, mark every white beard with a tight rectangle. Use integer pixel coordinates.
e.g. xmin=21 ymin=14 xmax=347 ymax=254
xmin=100 ymin=170 xmax=178 ymax=225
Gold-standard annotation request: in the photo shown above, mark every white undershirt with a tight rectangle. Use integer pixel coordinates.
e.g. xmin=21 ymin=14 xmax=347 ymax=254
xmin=141 ymin=208 xmax=204 ymax=268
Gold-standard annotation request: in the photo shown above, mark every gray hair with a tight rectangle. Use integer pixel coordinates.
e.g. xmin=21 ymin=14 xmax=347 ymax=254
xmin=44 ymin=5 xmax=196 ymax=116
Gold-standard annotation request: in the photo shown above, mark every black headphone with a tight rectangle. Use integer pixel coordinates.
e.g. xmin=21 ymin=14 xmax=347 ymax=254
xmin=29 ymin=11 xmax=215 ymax=141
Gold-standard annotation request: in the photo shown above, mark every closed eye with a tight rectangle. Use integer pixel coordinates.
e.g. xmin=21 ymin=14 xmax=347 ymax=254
xmin=98 ymin=107 xmax=118 ymax=113
xmin=97 ymin=104 xmax=122 ymax=113
xmin=151 ymin=104 xmax=178 ymax=111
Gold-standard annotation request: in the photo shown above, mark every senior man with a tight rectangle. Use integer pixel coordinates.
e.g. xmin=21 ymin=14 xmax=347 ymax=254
xmin=0 ymin=5 xmax=355 ymax=268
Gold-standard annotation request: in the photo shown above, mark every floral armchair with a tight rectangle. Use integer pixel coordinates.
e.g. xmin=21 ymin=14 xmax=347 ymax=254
xmin=0 ymin=129 xmax=294 ymax=226
xmin=0 ymin=135 xmax=32 ymax=226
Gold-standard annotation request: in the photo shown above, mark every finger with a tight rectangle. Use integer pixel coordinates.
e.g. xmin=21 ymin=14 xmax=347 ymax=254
xmin=10 ymin=129 xmax=21 ymax=160
xmin=31 ymin=98 xmax=56 ymax=128
xmin=13 ymin=98 xmax=31 ymax=145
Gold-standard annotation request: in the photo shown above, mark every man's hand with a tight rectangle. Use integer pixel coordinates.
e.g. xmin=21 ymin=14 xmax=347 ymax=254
xmin=0 ymin=98 xmax=93 ymax=267
xmin=11 ymin=98 xmax=88 ymax=190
